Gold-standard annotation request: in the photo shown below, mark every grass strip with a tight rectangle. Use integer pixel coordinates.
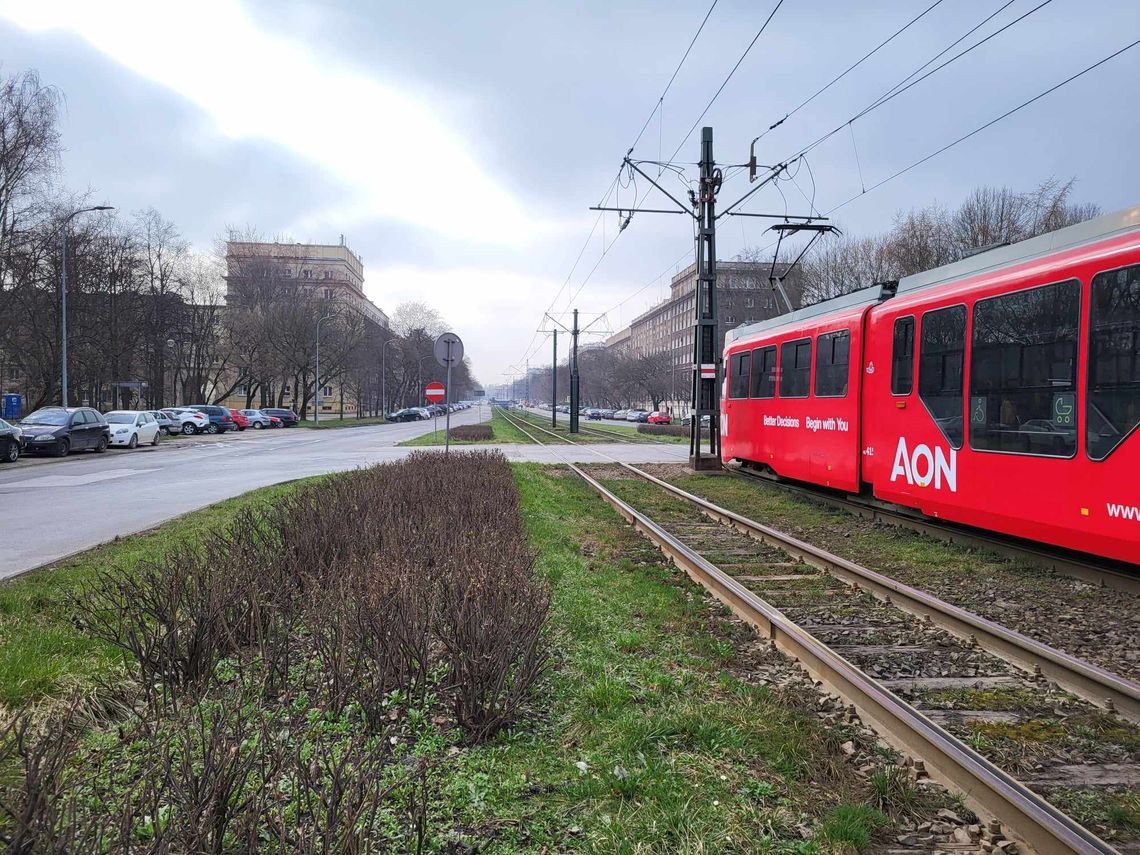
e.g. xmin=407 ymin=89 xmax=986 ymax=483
xmin=430 ymin=463 xmax=892 ymax=852
xmin=399 ymin=410 xmax=530 ymax=446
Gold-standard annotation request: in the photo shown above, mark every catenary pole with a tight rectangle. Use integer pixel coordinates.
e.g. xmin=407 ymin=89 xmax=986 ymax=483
xmin=552 ymin=329 xmax=558 ymax=429
xmin=689 ymin=126 xmax=721 ymax=469
xmin=570 ymin=308 xmax=580 ymax=434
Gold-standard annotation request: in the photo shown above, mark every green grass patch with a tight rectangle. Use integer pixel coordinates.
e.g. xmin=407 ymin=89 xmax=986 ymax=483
xmin=0 ymin=479 xmax=313 ymax=709
xmin=398 ymin=411 xmax=525 ymax=446
xmin=429 ymin=463 xmax=897 ymax=852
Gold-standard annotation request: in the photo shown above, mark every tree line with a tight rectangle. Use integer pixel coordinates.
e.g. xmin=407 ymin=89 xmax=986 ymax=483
xmin=0 ymin=69 xmax=476 ymax=416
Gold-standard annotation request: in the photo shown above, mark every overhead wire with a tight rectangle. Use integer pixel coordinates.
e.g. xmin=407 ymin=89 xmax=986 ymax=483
xmin=668 ymin=0 xmax=786 ymax=162
xmin=516 ymin=0 xmax=723 ymax=367
xmin=755 ymin=0 xmax=947 ymax=144
xmin=723 ymin=0 xmax=1057 ymax=217
xmin=823 ymin=36 xmax=1140 ymax=215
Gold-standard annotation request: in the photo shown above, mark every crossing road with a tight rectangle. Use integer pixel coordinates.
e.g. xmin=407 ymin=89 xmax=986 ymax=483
xmin=0 ymin=408 xmax=685 ymax=578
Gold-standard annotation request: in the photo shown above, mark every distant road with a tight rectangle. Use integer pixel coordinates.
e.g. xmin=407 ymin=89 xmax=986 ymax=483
xmin=0 ymin=406 xmax=684 ymax=578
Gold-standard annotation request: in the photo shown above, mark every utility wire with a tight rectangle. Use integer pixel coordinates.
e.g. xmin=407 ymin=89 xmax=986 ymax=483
xmin=824 ymin=36 xmax=1140 ymax=215
xmin=724 ymin=0 xmax=1055 ymax=216
xmin=627 ymin=0 xmax=721 ymax=157
xmin=669 ymin=0 xmax=786 ymax=162
xmin=755 ymin=0 xmax=946 ymax=144
xmin=519 ymin=1 xmax=723 ymax=366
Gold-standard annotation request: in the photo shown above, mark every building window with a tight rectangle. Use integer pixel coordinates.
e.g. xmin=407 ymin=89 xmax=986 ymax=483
xmin=969 ymin=279 xmax=1079 ymax=457
xmin=324 ymin=288 xmax=334 ymax=300
xmin=728 ymin=351 xmax=751 ymax=399
xmin=235 ymin=384 xmax=247 ymax=397
xmin=815 ymin=330 xmax=850 ymax=397
xmin=891 ymin=317 xmax=915 ymax=395
xmin=1088 ymin=264 xmax=1140 ymax=460
xmin=302 ymin=269 xmax=312 ymax=279
xmin=750 ymin=345 xmax=777 ymax=398
xmin=323 ymin=270 xmax=333 ymax=279
xmin=745 ymin=298 xmax=754 ymax=308
xmin=779 ymin=338 xmax=812 ymax=398
xmin=919 ymin=305 xmax=966 ymax=448
xmin=282 ymin=267 xmax=293 ymax=277
xmin=322 ymin=385 xmax=333 ymax=398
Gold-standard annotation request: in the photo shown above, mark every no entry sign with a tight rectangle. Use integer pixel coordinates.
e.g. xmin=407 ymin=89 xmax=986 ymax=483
xmin=425 ymin=381 xmax=446 ymax=402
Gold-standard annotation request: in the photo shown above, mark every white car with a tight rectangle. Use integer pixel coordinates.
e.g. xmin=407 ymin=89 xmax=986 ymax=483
xmin=104 ymin=410 xmax=162 ymax=448
xmin=162 ymin=407 xmax=209 ymax=435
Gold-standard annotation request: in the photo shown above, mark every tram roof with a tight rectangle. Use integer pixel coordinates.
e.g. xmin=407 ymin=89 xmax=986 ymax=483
xmin=726 ymin=205 xmax=1140 ymax=346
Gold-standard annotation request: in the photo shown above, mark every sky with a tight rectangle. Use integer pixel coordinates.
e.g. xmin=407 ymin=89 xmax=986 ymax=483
xmin=2 ymin=0 xmax=1137 ymax=388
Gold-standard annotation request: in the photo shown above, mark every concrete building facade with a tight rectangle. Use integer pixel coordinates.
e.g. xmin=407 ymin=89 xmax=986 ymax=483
xmin=612 ymin=260 xmax=801 ymax=411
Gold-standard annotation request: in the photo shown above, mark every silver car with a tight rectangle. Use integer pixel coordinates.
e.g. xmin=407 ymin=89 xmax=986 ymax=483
xmin=239 ymin=408 xmax=274 ymax=429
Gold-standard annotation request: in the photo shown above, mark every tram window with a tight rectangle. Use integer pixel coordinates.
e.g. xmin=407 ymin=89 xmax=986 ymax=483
xmin=1088 ymin=264 xmax=1140 ymax=461
xmin=779 ymin=338 xmax=812 ymax=398
xmin=969 ymin=280 xmax=1079 ymax=457
xmin=918 ymin=305 xmax=966 ymax=448
xmin=815 ymin=330 xmax=850 ymax=397
xmin=728 ymin=350 xmax=751 ymax=399
xmin=750 ymin=345 xmax=777 ymax=398
xmin=891 ymin=316 xmax=915 ymax=395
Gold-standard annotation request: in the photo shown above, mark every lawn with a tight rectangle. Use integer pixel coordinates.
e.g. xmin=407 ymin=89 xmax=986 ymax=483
xmin=399 ymin=409 xmax=529 ymax=446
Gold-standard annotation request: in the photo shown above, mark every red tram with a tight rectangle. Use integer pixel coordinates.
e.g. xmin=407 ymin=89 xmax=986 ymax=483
xmin=721 ymin=207 xmax=1140 ymax=566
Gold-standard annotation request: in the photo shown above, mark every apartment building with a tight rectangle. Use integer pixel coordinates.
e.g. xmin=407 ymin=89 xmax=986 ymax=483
xmin=611 ymin=260 xmax=801 ymax=410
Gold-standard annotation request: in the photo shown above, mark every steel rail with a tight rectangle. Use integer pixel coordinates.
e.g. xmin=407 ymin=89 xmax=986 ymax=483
xmin=622 ymin=463 xmax=1140 ymax=723
xmin=517 ymin=407 xmax=676 ymax=445
xmin=730 ymin=467 xmax=1140 ymax=596
xmin=570 ymin=462 xmax=1117 ymax=855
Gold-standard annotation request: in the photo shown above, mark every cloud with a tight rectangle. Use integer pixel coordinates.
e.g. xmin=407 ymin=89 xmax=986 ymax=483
xmin=0 ymin=0 xmax=544 ymax=244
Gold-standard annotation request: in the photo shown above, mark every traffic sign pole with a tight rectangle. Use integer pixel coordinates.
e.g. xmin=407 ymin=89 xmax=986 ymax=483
xmin=444 ymin=340 xmax=453 ymax=455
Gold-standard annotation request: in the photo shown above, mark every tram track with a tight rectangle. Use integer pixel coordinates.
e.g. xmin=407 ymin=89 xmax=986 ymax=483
xmin=495 ymin=406 xmax=1140 ymax=853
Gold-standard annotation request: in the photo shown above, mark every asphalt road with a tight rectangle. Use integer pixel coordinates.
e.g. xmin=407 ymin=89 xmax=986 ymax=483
xmin=0 ymin=406 xmax=686 ymax=578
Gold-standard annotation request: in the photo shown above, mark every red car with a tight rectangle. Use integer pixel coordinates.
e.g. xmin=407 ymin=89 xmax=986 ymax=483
xmin=647 ymin=411 xmax=672 ymax=425
xmin=228 ymin=409 xmax=249 ymax=431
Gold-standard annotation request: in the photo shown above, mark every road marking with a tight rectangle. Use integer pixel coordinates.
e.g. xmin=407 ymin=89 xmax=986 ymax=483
xmin=0 ymin=468 xmax=158 ymax=490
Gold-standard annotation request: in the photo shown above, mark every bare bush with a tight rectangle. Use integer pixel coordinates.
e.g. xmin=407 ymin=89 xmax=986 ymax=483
xmin=449 ymin=424 xmax=492 ymax=441
xmin=638 ymin=423 xmax=688 ymax=437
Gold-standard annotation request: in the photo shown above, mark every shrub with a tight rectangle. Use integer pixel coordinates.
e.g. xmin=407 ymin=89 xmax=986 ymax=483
xmin=10 ymin=452 xmax=547 ymax=847
xmin=449 ymin=424 xmax=493 ymax=441
xmin=638 ymin=423 xmax=688 ymax=437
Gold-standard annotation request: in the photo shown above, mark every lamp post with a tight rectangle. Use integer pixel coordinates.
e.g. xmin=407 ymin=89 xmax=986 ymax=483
xmin=60 ymin=205 xmax=114 ymax=406
xmin=416 ymin=354 xmax=433 ymax=402
xmin=313 ymin=311 xmax=334 ymax=424
xmin=381 ymin=337 xmax=399 ymax=416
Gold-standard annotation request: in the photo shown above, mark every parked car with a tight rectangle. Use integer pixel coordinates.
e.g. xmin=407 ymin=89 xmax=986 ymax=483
xmin=18 ymin=407 xmax=109 ymax=457
xmin=599 ymin=409 xmax=616 ymax=419
xmin=627 ymin=410 xmax=650 ymax=423
xmin=0 ymin=417 xmax=24 ymax=463
xmin=647 ymin=411 xmax=672 ymax=425
xmin=238 ymin=408 xmax=274 ymax=429
xmin=104 ymin=410 xmax=162 ymax=448
xmin=682 ymin=413 xmax=712 ymax=427
xmin=163 ymin=407 xmax=210 ymax=435
xmin=262 ymin=407 xmax=299 ymax=427
xmin=148 ymin=410 xmax=178 ymax=435
xmin=612 ymin=409 xmax=629 ymax=420
xmin=228 ymin=409 xmax=249 ymax=431
xmin=586 ymin=409 xmax=602 ymax=420
xmin=189 ymin=404 xmax=237 ymax=433
xmin=387 ymin=408 xmax=427 ymax=422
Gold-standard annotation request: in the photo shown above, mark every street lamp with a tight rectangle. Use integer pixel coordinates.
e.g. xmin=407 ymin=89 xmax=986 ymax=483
xmin=60 ymin=205 xmax=114 ymax=406
xmin=416 ymin=354 xmax=434 ymax=404
xmin=381 ymin=337 xmax=399 ymax=416
xmin=313 ymin=311 xmax=334 ymax=424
